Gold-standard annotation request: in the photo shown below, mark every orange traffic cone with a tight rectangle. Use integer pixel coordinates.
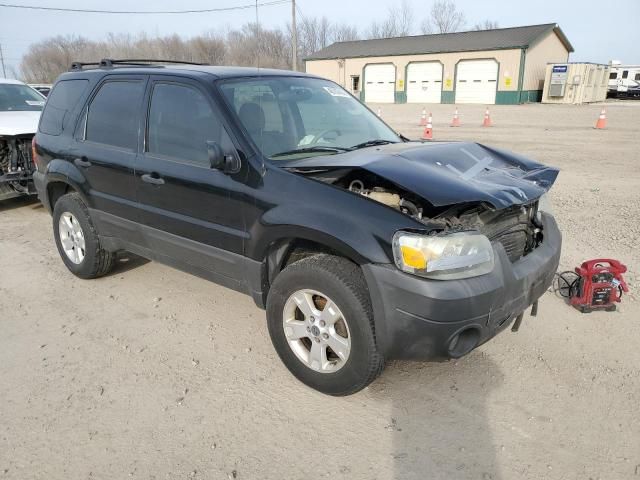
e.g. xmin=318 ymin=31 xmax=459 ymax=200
xmin=594 ymin=108 xmax=607 ymax=129
xmin=451 ymin=108 xmax=461 ymax=127
xmin=377 ymin=108 xmax=382 ymax=117
xmin=482 ymin=107 xmax=492 ymax=127
xmin=421 ymin=113 xmax=433 ymax=140
xmin=419 ymin=108 xmax=427 ymax=126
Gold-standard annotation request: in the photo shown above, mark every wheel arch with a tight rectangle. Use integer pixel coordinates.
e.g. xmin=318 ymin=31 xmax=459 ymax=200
xmin=44 ymin=159 xmax=91 ymax=210
xmin=253 ymin=231 xmax=373 ymax=309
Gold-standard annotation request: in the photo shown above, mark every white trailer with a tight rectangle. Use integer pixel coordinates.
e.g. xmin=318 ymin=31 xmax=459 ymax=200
xmin=608 ymin=63 xmax=640 ymax=97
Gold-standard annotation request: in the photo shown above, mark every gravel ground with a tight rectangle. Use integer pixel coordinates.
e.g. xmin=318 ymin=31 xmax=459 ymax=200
xmin=1 ymin=101 xmax=639 ymax=480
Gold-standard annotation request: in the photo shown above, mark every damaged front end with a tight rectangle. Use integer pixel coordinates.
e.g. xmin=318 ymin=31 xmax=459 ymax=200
xmin=303 ymin=168 xmax=544 ymax=264
xmin=284 ymin=141 xmax=558 ymax=264
xmin=0 ymin=135 xmax=36 ymax=201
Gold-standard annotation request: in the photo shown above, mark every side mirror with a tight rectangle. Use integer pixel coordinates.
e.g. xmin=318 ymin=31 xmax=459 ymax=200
xmin=207 ymin=141 xmax=225 ymax=170
xmin=207 ymin=140 xmax=241 ymax=174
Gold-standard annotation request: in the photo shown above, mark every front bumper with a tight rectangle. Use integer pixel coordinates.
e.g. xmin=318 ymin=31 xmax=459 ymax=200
xmin=363 ymin=213 xmax=562 ymax=360
xmin=0 ymin=172 xmax=36 ymax=200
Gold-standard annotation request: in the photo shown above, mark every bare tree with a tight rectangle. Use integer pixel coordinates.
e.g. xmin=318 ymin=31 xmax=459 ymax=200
xmin=188 ymin=32 xmax=226 ymax=65
xmin=473 ymin=20 xmax=499 ymax=31
xmin=392 ymin=0 xmax=414 ymax=36
xmin=296 ymin=16 xmax=333 ymax=58
xmin=20 ymin=24 xmax=292 ymax=82
xmin=366 ymin=0 xmax=413 ymax=39
xmin=421 ymin=0 xmax=466 ymax=34
xmin=332 ymin=24 xmax=360 ymax=43
xmin=287 ymin=16 xmax=361 ymax=69
xmin=21 ymin=35 xmax=93 ymax=83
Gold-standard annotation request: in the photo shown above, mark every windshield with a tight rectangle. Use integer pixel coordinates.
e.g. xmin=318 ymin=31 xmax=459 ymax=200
xmin=219 ymin=76 xmax=400 ymax=160
xmin=0 ymin=83 xmax=45 ymax=112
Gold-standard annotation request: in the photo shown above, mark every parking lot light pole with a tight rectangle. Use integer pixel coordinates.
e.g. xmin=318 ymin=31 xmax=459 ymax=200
xmin=0 ymin=43 xmax=6 ymax=78
xmin=291 ymin=0 xmax=297 ymax=71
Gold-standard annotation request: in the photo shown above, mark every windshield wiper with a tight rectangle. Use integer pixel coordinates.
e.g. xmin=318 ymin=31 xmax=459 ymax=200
xmin=349 ymin=139 xmax=398 ymax=150
xmin=270 ymin=146 xmax=351 ymax=158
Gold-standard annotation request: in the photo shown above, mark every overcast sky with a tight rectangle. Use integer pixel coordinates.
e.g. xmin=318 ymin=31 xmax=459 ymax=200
xmin=1 ymin=0 xmax=639 ymax=78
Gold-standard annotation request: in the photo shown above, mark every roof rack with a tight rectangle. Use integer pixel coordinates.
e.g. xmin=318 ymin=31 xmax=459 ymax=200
xmin=69 ymin=58 xmax=208 ymax=71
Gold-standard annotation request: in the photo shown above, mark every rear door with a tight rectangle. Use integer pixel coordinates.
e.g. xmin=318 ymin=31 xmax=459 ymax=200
xmin=75 ymin=75 xmax=147 ymax=229
xmin=135 ymin=75 xmax=247 ymax=280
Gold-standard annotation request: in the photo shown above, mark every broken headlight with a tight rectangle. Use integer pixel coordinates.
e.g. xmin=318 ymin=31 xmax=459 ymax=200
xmin=536 ymin=193 xmax=553 ymax=220
xmin=392 ymin=231 xmax=494 ymax=280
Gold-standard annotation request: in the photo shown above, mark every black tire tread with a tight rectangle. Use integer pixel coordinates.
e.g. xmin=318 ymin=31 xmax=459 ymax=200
xmin=272 ymin=254 xmax=385 ymax=396
xmin=54 ymin=192 xmax=115 ymax=278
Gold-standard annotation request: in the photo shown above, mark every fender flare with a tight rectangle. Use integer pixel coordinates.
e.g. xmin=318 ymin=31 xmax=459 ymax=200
xmin=250 ymin=204 xmax=393 ymax=266
xmin=43 ymin=159 xmax=91 ymax=208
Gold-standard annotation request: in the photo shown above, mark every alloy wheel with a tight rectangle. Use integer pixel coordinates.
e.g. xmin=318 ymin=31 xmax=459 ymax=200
xmin=282 ymin=289 xmax=351 ymax=373
xmin=58 ymin=212 xmax=86 ymax=264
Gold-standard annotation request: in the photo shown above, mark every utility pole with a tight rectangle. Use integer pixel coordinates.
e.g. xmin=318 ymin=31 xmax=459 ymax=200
xmin=0 ymin=43 xmax=6 ymax=78
xmin=291 ymin=0 xmax=297 ymax=71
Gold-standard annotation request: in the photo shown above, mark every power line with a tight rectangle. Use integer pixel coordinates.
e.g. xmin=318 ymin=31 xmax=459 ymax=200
xmin=0 ymin=0 xmax=289 ymax=15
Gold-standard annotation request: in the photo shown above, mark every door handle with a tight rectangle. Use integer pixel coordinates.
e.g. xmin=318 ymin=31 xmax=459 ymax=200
xmin=141 ymin=173 xmax=165 ymax=185
xmin=74 ymin=157 xmax=91 ymax=168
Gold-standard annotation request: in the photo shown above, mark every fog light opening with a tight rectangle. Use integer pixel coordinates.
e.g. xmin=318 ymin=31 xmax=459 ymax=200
xmin=447 ymin=328 xmax=480 ymax=358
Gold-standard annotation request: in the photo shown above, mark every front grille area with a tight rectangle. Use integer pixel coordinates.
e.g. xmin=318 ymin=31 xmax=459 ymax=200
xmin=496 ymin=229 xmax=528 ymax=262
xmin=480 ymin=204 xmax=537 ymax=263
xmin=0 ymin=135 xmax=34 ymax=176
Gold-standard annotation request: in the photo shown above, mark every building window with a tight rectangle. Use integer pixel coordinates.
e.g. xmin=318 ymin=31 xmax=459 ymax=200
xmin=351 ymin=75 xmax=360 ymax=92
xmin=609 ymin=72 xmax=617 ymax=80
xmin=622 ymin=70 xmax=629 ymax=79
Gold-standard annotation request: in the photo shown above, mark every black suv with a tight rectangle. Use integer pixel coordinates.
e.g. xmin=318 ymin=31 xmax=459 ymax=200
xmin=34 ymin=60 xmax=561 ymax=396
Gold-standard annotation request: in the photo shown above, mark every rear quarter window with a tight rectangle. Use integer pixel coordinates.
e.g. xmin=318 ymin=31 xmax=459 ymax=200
xmin=39 ymin=79 xmax=89 ymax=136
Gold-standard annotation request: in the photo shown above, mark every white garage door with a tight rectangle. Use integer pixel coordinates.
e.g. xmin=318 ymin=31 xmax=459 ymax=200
xmin=406 ymin=62 xmax=443 ymax=103
xmin=455 ymin=60 xmax=498 ymax=104
xmin=364 ymin=64 xmax=395 ymax=103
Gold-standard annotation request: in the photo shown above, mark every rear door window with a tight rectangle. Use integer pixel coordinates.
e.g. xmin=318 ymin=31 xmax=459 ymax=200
xmin=39 ymin=79 xmax=89 ymax=135
xmin=85 ymin=80 xmax=145 ymax=150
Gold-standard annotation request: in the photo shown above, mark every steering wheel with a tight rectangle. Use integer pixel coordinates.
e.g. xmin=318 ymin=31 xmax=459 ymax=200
xmin=310 ymin=128 xmax=341 ymax=145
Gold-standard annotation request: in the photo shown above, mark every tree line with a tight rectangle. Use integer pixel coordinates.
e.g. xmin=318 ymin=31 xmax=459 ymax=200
xmin=20 ymin=0 xmax=498 ymax=83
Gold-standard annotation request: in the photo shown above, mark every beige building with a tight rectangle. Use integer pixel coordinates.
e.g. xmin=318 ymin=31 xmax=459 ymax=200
xmin=305 ymin=23 xmax=573 ymax=105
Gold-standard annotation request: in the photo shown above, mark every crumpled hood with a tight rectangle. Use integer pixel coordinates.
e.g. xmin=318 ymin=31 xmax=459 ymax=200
xmin=0 ymin=111 xmax=41 ymax=136
xmin=285 ymin=141 xmax=559 ymax=210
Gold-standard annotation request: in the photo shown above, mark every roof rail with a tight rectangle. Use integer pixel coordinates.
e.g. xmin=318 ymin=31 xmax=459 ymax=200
xmin=69 ymin=58 xmax=208 ymax=71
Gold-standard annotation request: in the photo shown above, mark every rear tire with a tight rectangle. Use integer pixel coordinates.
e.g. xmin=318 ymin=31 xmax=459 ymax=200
xmin=266 ymin=254 xmax=385 ymax=396
xmin=52 ymin=192 xmax=115 ymax=279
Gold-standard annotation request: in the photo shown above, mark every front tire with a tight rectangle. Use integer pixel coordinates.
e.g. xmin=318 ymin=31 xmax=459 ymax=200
xmin=266 ymin=254 xmax=385 ymax=396
xmin=53 ymin=192 xmax=115 ymax=279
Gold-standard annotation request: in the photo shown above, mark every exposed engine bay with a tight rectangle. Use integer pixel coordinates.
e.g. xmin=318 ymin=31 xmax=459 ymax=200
xmin=294 ymin=167 xmax=544 ymax=262
xmin=0 ymin=135 xmax=35 ymax=200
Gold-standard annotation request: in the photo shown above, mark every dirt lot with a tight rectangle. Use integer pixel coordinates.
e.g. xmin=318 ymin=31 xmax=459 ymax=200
xmin=1 ymin=101 xmax=639 ymax=480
